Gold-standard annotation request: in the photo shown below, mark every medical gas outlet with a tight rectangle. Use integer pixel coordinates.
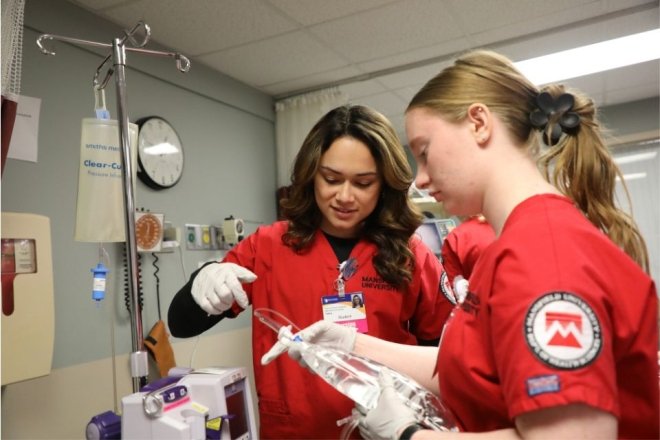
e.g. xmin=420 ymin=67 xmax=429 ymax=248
xmin=223 ymin=217 xmax=245 ymax=247
xmin=185 ymin=217 xmax=244 ymax=250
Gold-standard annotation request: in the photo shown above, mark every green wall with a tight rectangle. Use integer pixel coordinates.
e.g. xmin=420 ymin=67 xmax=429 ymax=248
xmin=2 ymin=0 xmax=277 ymax=369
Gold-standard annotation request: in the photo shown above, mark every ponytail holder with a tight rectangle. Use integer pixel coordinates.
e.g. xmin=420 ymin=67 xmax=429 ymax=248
xmin=529 ymin=92 xmax=581 ymax=146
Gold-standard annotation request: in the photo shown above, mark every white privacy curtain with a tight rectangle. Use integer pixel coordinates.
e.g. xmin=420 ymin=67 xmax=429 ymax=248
xmin=275 ymin=87 xmax=348 ymax=188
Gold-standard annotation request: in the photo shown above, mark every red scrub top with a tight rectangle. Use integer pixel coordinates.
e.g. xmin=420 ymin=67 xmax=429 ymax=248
xmin=441 ymin=216 xmax=495 ymax=285
xmin=437 ymin=194 xmax=659 ymax=438
xmin=226 ymin=221 xmax=453 ymax=439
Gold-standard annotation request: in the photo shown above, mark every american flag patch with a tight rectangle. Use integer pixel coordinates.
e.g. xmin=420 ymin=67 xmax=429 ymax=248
xmin=526 ymin=374 xmax=560 ymax=397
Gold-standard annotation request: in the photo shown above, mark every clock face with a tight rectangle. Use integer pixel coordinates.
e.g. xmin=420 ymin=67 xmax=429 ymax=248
xmin=137 ymin=117 xmax=184 ymax=189
xmin=135 ymin=212 xmax=163 ymax=251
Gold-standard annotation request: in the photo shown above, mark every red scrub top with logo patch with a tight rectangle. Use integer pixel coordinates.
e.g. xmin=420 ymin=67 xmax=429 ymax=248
xmin=440 ymin=216 xmax=495 ymax=285
xmin=436 ymin=194 xmax=658 ymax=438
xmin=226 ymin=221 xmax=453 ymax=439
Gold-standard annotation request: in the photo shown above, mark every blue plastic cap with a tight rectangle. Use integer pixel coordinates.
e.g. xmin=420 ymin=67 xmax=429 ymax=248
xmin=91 ymin=263 xmax=109 ymax=276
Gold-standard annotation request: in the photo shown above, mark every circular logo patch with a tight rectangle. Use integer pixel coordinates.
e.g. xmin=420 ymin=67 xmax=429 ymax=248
xmin=440 ymin=271 xmax=457 ymax=305
xmin=524 ymin=292 xmax=602 ymax=370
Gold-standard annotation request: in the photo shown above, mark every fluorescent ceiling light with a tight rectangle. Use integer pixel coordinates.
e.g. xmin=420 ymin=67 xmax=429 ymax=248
xmin=613 ymin=151 xmax=658 ymax=165
xmin=617 ymin=172 xmax=647 ymax=181
xmin=515 ymin=29 xmax=660 ymax=85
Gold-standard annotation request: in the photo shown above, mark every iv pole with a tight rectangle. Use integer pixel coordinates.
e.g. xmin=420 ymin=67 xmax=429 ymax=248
xmin=37 ymin=22 xmax=190 ymax=393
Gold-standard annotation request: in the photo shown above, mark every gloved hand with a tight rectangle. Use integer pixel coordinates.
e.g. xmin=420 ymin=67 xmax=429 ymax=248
xmin=357 ymin=370 xmax=422 ymax=440
xmin=191 ymin=262 xmax=257 ymax=315
xmin=453 ymin=275 xmax=469 ymax=304
xmin=261 ymin=320 xmax=357 ymax=365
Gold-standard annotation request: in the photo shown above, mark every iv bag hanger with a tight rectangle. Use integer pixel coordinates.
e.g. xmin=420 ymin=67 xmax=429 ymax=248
xmin=36 ymin=22 xmax=191 ymax=77
xmin=36 ymin=22 xmax=190 ymax=393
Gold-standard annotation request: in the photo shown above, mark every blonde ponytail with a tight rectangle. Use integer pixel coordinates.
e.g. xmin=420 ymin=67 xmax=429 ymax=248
xmin=536 ymin=85 xmax=649 ymax=272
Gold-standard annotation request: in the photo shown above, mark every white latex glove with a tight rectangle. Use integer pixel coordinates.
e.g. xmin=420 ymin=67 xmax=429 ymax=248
xmin=191 ymin=262 xmax=257 ymax=315
xmin=261 ymin=320 xmax=357 ymax=365
xmin=358 ymin=370 xmax=422 ymax=440
xmin=453 ymin=275 xmax=469 ymax=304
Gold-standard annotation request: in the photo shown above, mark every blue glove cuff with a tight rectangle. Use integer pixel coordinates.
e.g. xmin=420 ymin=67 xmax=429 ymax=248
xmin=399 ymin=423 xmax=425 ymax=440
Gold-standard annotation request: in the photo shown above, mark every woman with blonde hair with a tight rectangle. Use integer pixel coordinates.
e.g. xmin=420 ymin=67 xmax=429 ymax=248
xmin=273 ymin=51 xmax=658 ymax=439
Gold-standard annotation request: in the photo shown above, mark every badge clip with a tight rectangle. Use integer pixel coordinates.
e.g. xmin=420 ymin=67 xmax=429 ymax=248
xmin=334 ymin=277 xmax=345 ymax=297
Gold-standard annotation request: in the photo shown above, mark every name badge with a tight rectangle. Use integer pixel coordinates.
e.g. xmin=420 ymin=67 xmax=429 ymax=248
xmin=321 ymin=292 xmax=368 ymax=333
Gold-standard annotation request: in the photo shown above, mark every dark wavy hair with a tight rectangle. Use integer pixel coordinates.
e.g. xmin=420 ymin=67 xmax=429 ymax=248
xmin=280 ymin=104 xmax=424 ymax=289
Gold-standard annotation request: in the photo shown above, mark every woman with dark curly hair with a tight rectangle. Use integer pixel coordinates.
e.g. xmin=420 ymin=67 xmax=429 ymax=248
xmin=168 ymin=104 xmax=453 ymax=439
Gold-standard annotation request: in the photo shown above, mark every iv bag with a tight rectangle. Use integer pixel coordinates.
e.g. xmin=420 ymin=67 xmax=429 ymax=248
xmin=255 ymin=309 xmax=459 ymax=434
xmin=299 ymin=340 xmax=458 ymax=432
xmin=74 ymin=118 xmax=137 ymax=242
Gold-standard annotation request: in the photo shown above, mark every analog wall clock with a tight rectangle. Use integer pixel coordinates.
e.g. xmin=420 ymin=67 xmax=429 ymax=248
xmin=136 ymin=116 xmax=184 ymax=190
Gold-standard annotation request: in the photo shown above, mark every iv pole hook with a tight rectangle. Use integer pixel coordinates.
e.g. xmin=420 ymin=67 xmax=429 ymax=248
xmin=93 ymin=54 xmax=114 ymax=90
xmin=93 ymin=21 xmax=149 ymax=90
xmin=123 ymin=21 xmax=150 ymax=48
xmin=37 ymin=24 xmax=190 ymax=74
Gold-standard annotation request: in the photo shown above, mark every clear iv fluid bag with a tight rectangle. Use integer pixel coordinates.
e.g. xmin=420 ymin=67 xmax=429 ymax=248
xmin=301 ymin=342 xmax=380 ymax=409
xmin=255 ymin=308 xmax=459 ymax=432
xmin=298 ymin=340 xmax=458 ymax=431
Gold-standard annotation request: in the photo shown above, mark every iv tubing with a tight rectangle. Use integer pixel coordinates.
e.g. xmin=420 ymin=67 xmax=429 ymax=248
xmin=254 ymin=308 xmax=301 ymax=335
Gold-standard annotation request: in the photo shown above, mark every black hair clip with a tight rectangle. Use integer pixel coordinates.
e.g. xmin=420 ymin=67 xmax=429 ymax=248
xmin=529 ymin=92 xmax=580 ymax=145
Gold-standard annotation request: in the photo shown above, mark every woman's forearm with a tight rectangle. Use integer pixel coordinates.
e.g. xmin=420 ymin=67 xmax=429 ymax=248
xmin=353 ymin=333 xmax=440 ymax=393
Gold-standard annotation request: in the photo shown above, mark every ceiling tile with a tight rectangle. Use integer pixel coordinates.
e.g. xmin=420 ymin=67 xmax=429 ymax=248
xmin=561 ymin=72 xmax=607 ymax=100
xmin=97 ymin=0 xmax=299 ymax=55
xmin=65 ymin=0 xmax=659 ymax=122
xmin=198 ymin=31 xmax=349 ymax=88
xmin=604 ymin=82 xmax=660 ymax=106
xmin=266 ymin=66 xmax=365 ymax=96
xmin=604 ymin=60 xmax=659 ymax=86
xmin=350 ymin=91 xmax=407 ymax=116
xmin=601 ymin=61 xmax=660 ymax=105
xmin=445 ymin=0 xmax=598 ymax=36
xmin=267 ymin=0 xmax=399 ymax=25
xmin=356 ymin=37 xmax=470 ymax=74
xmin=339 ymin=80 xmax=388 ymax=100
xmin=483 ymin=5 xmax=659 ymax=60
xmin=601 ymin=0 xmax=660 ymax=13
xmin=69 ymin=0 xmax=138 ymax=9
xmin=376 ymin=62 xmax=450 ymax=90
xmin=308 ymin=0 xmax=464 ymax=63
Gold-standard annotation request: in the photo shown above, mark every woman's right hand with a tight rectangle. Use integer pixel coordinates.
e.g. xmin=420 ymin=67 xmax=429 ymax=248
xmin=261 ymin=320 xmax=357 ymax=365
xmin=191 ymin=262 xmax=257 ymax=315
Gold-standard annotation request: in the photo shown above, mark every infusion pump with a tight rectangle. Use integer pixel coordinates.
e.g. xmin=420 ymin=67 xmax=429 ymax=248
xmin=87 ymin=366 xmax=257 ymax=440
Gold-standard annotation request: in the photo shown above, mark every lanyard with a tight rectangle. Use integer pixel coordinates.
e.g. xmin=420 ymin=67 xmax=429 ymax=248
xmin=334 ymin=257 xmax=357 ymax=297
